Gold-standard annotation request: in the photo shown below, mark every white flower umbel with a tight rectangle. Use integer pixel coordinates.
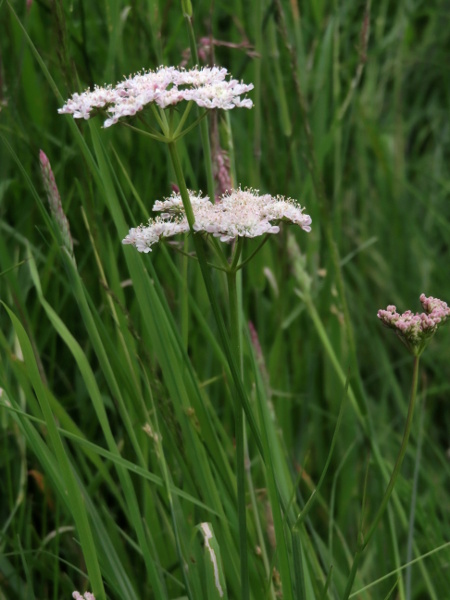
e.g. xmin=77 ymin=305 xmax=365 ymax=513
xmin=59 ymin=66 xmax=254 ymax=127
xmin=122 ymin=188 xmax=312 ymax=252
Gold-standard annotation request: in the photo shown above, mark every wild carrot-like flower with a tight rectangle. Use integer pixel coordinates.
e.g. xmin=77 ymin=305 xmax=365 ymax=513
xmin=122 ymin=188 xmax=312 ymax=253
xmin=58 ymin=66 xmax=253 ymax=128
xmin=72 ymin=592 xmax=95 ymax=600
xmin=377 ymin=294 xmax=450 ymax=356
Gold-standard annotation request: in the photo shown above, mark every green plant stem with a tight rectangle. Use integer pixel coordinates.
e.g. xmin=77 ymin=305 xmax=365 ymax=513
xmin=183 ymin=10 xmax=215 ymax=201
xmin=181 ymin=234 xmax=189 ymax=350
xmin=166 ymin=141 xmax=264 ymax=460
xmin=342 ymin=354 xmax=420 ymax=599
xmin=167 ymin=142 xmax=196 ymax=227
xmin=273 ymin=0 xmax=367 ymax=416
xmin=227 ymin=268 xmax=249 ymax=600
xmin=301 ymin=292 xmax=362 ymax=421
xmin=168 ymin=139 xmax=251 ymax=598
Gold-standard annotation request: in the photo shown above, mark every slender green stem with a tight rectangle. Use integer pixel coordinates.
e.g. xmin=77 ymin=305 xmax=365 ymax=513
xmin=120 ymin=122 xmax=167 ymax=143
xmin=167 ymin=137 xmax=194 ymax=361
xmin=230 ymin=237 xmax=245 ymax=271
xmin=167 ymin=142 xmax=196 ymax=227
xmin=151 ymin=104 xmax=169 ymax=135
xmin=302 ymin=292 xmax=362 ymax=421
xmin=227 ymin=270 xmax=242 ymax=372
xmin=363 ymin=354 xmax=420 ymax=548
xmin=180 ymin=234 xmax=189 ymax=350
xmin=209 ymin=236 xmax=232 ymax=270
xmin=236 ymin=234 xmax=271 ymax=272
xmin=342 ymin=355 xmax=420 ymax=599
xmin=168 ymin=138 xmax=251 ymax=598
xmin=273 ymin=0 xmax=368 ymax=417
xmin=166 ymin=140 xmax=264 ymax=461
xmin=227 ymin=268 xmax=249 ymax=600
xmin=173 ymin=101 xmax=194 ymax=137
xmin=293 ymin=379 xmax=347 ymax=528
xmin=183 ymin=10 xmax=215 ymax=201
xmin=146 ymin=375 xmax=192 ymax=600
xmin=245 ymin=427 xmax=276 ymax=598
xmin=169 ymin=244 xmax=232 ymax=272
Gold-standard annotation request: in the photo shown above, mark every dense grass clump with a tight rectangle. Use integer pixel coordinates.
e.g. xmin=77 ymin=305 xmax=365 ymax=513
xmin=1 ymin=1 xmax=449 ymax=599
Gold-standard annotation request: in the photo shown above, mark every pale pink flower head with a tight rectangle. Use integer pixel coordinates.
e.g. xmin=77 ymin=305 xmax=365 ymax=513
xmin=122 ymin=188 xmax=311 ymax=253
xmin=377 ymin=294 xmax=450 ymax=356
xmin=72 ymin=592 xmax=96 ymax=600
xmin=58 ymin=66 xmax=254 ymax=128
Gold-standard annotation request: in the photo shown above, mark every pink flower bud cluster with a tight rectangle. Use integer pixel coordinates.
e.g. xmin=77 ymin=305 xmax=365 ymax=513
xmin=72 ymin=592 xmax=95 ymax=600
xmin=58 ymin=66 xmax=254 ymax=127
xmin=377 ymin=294 xmax=450 ymax=355
xmin=122 ymin=189 xmax=311 ymax=253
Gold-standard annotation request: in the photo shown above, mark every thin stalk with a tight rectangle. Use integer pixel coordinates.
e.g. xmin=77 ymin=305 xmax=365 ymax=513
xmin=227 ymin=268 xmax=249 ymax=600
xmin=167 ymin=142 xmax=196 ymax=227
xmin=173 ymin=100 xmax=194 ymax=137
xmin=146 ymin=375 xmax=192 ymax=600
xmin=273 ymin=0 xmax=368 ymax=416
xmin=230 ymin=237 xmax=245 ymax=271
xmin=120 ymin=122 xmax=167 ymax=143
xmin=405 ymin=395 xmax=425 ymax=599
xmin=173 ymin=111 xmax=210 ymax=141
xmin=183 ymin=10 xmax=215 ymax=201
xmin=342 ymin=355 xmax=420 ymax=600
xmin=168 ymin=245 xmax=231 ymax=273
xmin=236 ymin=234 xmax=271 ymax=272
xmin=245 ymin=427 xmax=276 ymax=599
xmin=293 ymin=379 xmax=347 ymax=528
xmin=168 ymin=139 xmax=251 ymax=598
xmin=181 ymin=234 xmax=189 ymax=350
xmin=300 ymin=292 xmax=362 ymax=421
xmin=166 ymin=141 xmax=265 ymax=460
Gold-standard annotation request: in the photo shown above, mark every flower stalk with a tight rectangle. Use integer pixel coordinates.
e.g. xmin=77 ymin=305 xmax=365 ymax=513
xmin=342 ymin=354 xmax=420 ymax=599
xmin=227 ymin=266 xmax=249 ymax=600
xmin=182 ymin=7 xmax=216 ymax=201
xmin=343 ymin=292 xmax=449 ymax=599
xmin=59 ymin=62 xmax=312 ymax=599
xmin=167 ymin=138 xmax=250 ymax=597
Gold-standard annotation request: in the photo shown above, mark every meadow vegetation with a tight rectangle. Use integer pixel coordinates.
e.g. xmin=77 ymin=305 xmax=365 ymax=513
xmin=1 ymin=1 xmax=449 ymax=598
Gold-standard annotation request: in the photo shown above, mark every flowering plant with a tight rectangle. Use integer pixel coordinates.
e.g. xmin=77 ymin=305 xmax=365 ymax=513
xmin=73 ymin=593 xmax=95 ymax=600
xmin=58 ymin=66 xmax=253 ymax=128
xmin=122 ymin=188 xmax=311 ymax=253
xmin=377 ymin=294 xmax=450 ymax=356
xmin=58 ymin=62 xmax=312 ymax=600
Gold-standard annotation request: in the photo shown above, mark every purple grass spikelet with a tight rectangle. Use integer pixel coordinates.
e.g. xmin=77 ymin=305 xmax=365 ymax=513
xmin=40 ymin=150 xmax=74 ymax=257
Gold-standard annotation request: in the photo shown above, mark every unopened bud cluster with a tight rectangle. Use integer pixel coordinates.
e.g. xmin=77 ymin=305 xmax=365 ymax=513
xmin=377 ymin=294 xmax=450 ymax=355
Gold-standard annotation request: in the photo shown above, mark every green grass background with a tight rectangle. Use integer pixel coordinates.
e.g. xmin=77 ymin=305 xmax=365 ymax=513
xmin=1 ymin=0 xmax=449 ymax=598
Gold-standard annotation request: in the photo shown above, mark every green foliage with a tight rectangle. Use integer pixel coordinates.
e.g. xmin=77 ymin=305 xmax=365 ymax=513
xmin=1 ymin=0 xmax=450 ymax=598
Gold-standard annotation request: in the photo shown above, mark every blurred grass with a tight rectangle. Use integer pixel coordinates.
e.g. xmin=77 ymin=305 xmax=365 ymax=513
xmin=1 ymin=0 xmax=450 ymax=598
